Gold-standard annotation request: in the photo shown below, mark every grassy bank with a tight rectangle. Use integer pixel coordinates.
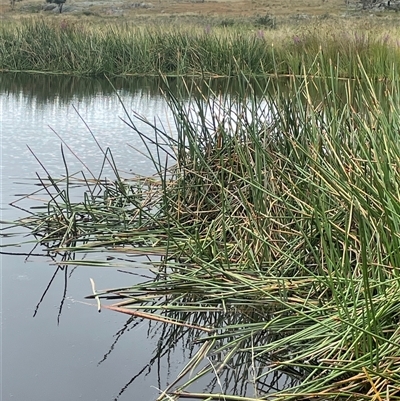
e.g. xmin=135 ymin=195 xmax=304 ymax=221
xmin=10 ymin=59 xmax=400 ymax=399
xmin=2 ymin=17 xmax=400 ymax=77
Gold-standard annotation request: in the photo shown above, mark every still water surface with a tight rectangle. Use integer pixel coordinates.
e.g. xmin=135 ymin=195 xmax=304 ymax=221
xmin=1 ymin=74 xmax=294 ymax=400
xmin=0 ymin=74 xmax=194 ymax=401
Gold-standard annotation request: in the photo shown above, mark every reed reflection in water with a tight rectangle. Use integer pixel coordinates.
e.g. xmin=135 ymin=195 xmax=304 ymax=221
xmin=1 ymin=73 xmax=185 ymax=401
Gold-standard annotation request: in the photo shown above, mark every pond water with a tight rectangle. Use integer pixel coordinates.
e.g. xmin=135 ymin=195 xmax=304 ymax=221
xmin=1 ymin=73 xmax=295 ymax=401
xmin=0 ymin=74 xmax=197 ymax=401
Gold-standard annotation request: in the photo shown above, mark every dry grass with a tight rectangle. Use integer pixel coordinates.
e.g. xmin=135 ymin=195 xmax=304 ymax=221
xmin=0 ymin=0 xmax=365 ymax=22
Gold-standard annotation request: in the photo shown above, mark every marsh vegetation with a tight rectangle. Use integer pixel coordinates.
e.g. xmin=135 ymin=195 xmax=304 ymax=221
xmin=3 ymin=3 xmax=400 ymax=398
xmin=2 ymin=17 xmax=400 ymax=78
xmin=8 ymin=59 xmax=400 ymax=400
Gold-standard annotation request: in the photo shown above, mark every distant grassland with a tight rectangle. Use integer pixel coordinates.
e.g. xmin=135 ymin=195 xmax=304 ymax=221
xmin=1 ymin=16 xmax=400 ymax=78
xmin=0 ymin=0 xmax=349 ymax=20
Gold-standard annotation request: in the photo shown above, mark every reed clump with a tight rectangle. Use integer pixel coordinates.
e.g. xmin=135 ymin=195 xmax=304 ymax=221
xmin=11 ymin=59 xmax=400 ymax=400
xmin=2 ymin=17 xmax=400 ymax=78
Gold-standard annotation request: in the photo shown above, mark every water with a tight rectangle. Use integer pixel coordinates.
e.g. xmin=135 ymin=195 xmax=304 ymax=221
xmin=1 ymin=73 xmax=295 ymax=400
xmin=0 ymin=74 xmax=190 ymax=401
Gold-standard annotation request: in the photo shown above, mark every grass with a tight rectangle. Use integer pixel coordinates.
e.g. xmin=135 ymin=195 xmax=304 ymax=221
xmin=2 ymin=17 xmax=400 ymax=78
xmin=0 ymin=0 xmax=354 ymax=21
xmin=7 ymin=57 xmax=400 ymax=400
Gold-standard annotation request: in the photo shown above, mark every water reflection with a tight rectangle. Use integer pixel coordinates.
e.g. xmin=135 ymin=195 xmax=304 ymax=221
xmin=85 ymin=273 xmax=299 ymax=400
xmin=1 ymin=74 xmax=182 ymax=401
xmin=1 ymin=71 xmax=393 ymax=113
xmin=0 ymin=72 xmax=280 ymax=107
xmin=1 ymin=73 xmax=300 ymax=400
xmin=3 ymin=242 xmax=296 ymax=400
xmin=0 ymin=73 xmax=163 ymax=105
xmin=1 ymin=74 xmax=173 ymax=183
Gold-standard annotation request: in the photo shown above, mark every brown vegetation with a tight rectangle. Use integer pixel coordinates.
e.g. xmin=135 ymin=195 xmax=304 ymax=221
xmin=0 ymin=0 xmax=352 ymax=21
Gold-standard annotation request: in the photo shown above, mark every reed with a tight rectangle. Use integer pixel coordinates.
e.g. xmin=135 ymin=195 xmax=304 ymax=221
xmin=2 ymin=18 xmax=400 ymax=78
xmin=10 ymin=58 xmax=400 ymax=400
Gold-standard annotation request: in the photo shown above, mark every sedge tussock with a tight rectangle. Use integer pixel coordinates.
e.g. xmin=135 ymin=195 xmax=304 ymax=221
xmin=10 ymin=62 xmax=400 ymax=400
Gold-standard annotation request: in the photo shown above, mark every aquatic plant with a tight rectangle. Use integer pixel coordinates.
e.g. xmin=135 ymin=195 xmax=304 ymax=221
xmin=1 ymin=18 xmax=400 ymax=78
xmin=8 ymin=61 xmax=400 ymax=400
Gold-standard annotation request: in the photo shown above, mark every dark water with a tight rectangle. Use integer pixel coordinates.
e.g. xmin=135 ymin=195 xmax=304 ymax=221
xmin=0 ymin=73 xmax=193 ymax=401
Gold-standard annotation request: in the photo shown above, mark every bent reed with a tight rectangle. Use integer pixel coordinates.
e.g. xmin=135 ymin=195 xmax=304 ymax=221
xmin=2 ymin=17 xmax=400 ymax=78
xmin=9 ymin=60 xmax=400 ymax=400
